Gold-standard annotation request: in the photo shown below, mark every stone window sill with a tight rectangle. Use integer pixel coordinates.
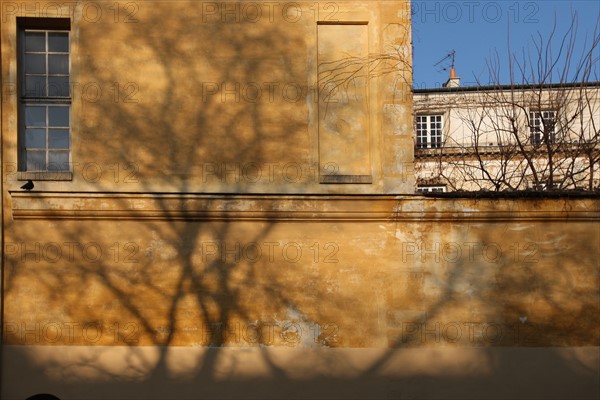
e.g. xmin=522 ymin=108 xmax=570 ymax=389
xmin=18 ymin=171 xmax=73 ymax=181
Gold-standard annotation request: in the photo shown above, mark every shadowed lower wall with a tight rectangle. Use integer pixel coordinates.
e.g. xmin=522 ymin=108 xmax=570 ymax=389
xmin=2 ymin=196 xmax=599 ymax=399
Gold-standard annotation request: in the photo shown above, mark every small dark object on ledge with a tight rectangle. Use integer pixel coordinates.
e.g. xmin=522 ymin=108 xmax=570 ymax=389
xmin=20 ymin=179 xmax=34 ymax=191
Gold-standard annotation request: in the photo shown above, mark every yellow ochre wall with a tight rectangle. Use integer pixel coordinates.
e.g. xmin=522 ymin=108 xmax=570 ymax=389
xmin=2 ymin=195 xmax=599 ymax=399
xmin=1 ymin=1 xmax=599 ymax=400
xmin=1 ymin=0 xmax=414 ymax=194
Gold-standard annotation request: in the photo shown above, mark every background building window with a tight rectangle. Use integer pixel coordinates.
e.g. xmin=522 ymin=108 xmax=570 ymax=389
xmin=529 ymin=110 xmax=555 ymax=145
xmin=19 ymin=19 xmax=71 ymax=173
xmin=416 ymin=114 xmax=443 ymax=149
xmin=417 ymin=185 xmax=446 ymax=193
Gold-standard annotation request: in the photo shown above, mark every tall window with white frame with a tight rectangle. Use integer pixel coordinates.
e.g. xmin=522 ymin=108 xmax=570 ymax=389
xmin=18 ymin=18 xmax=71 ymax=174
xmin=417 ymin=185 xmax=446 ymax=193
xmin=529 ymin=110 xmax=556 ymax=145
xmin=415 ymin=114 xmax=443 ymax=149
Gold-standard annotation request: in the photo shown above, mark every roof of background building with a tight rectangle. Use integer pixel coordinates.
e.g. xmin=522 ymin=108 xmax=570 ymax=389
xmin=414 ymin=81 xmax=600 ymax=94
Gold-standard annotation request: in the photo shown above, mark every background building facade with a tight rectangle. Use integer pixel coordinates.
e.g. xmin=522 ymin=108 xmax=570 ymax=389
xmin=414 ymin=80 xmax=600 ymax=192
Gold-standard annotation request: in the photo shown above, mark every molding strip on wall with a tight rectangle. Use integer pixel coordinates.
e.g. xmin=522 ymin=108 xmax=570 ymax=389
xmin=9 ymin=192 xmax=600 ymax=222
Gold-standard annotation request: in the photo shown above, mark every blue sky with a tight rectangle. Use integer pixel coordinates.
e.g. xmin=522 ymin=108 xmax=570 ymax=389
xmin=411 ymin=0 xmax=600 ymax=88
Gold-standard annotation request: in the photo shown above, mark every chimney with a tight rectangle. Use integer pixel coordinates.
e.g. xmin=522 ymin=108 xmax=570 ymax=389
xmin=443 ymin=68 xmax=460 ymax=88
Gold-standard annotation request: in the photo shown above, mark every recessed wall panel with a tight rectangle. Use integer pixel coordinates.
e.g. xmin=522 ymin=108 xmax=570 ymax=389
xmin=318 ymin=23 xmax=371 ymax=183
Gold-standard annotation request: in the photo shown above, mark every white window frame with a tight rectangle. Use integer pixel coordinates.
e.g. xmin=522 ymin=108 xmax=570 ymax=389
xmin=18 ymin=18 xmax=72 ymax=180
xmin=417 ymin=185 xmax=447 ymax=193
xmin=529 ymin=110 xmax=556 ymax=145
xmin=416 ymin=114 xmax=443 ymax=149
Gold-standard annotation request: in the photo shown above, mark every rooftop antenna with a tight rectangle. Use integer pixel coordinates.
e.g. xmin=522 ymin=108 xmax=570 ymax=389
xmin=434 ymin=49 xmax=456 ymax=74
xmin=435 ymin=50 xmax=460 ymax=87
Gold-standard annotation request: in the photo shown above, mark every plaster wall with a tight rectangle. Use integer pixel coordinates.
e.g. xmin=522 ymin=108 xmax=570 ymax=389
xmin=2 ymin=196 xmax=599 ymax=398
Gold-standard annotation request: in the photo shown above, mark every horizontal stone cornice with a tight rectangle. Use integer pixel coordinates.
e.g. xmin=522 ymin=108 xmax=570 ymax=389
xmin=8 ymin=192 xmax=599 ymax=222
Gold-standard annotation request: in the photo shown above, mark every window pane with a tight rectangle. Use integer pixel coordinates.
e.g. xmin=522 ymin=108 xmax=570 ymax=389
xmin=26 ymin=151 xmax=46 ymax=171
xmin=48 ymin=33 xmax=69 ymax=52
xmin=25 ymin=106 xmax=46 ymax=126
xmin=48 ymin=106 xmax=69 ymax=126
xmin=48 ymin=129 xmax=69 ymax=149
xmin=26 ymin=128 xmax=46 ymax=149
xmin=24 ymin=54 xmax=46 ymax=74
xmin=21 ymin=29 xmax=71 ymax=173
xmin=25 ymin=76 xmax=47 ymax=97
xmin=48 ymin=151 xmax=69 ymax=171
xmin=48 ymin=76 xmax=70 ymax=97
xmin=48 ymin=54 xmax=68 ymax=74
xmin=25 ymin=32 xmax=45 ymax=52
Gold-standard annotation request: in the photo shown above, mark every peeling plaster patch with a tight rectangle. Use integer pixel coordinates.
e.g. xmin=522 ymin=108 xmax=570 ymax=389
xmin=273 ymin=307 xmax=326 ymax=348
xmin=362 ymin=247 xmax=383 ymax=257
xmin=539 ymin=234 xmax=568 ymax=244
xmin=232 ymin=200 xmax=256 ymax=212
xmin=131 ymin=200 xmax=147 ymax=210
xmin=324 ymin=277 xmax=340 ymax=294
xmin=349 ymin=274 xmax=361 ymax=285
xmin=507 ymin=224 xmax=532 ymax=231
xmin=394 ymin=230 xmax=411 ymax=242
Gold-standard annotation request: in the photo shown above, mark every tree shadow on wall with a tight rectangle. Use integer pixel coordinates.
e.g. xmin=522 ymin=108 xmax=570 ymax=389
xmin=3 ymin=3 xmax=600 ymax=400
